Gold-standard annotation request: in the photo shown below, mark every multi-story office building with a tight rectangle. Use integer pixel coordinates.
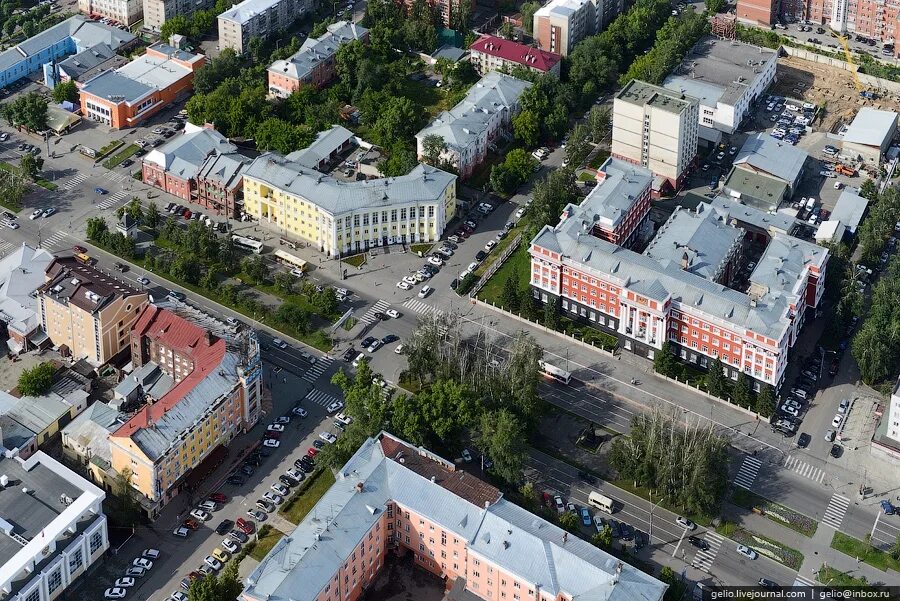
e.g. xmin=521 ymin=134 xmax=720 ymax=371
xmin=79 ymin=43 xmax=205 ymax=129
xmin=877 ymin=380 xmax=900 ymax=459
xmin=196 ymin=151 xmax=253 ymax=218
xmin=612 ymin=80 xmax=699 ymax=191
xmin=242 ymin=145 xmax=457 ymax=257
xmin=0 ymin=451 xmax=109 ymax=601
xmin=415 ymin=72 xmax=531 ymax=178
xmin=533 ymin=0 xmax=621 ymax=57
xmin=108 ymin=302 xmax=261 ymax=516
xmin=396 ymin=0 xmax=474 ymax=27
xmin=662 ymin=37 xmax=778 ymax=140
xmin=78 ymin=0 xmax=143 ymax=25
xmin=217 ymin=0 xmax=311 ymax=54
xmin=143 ymin=0 xmax=215 ymax=32
xmin=242 ymin=431 xmax=667 ymax=601
xmin=468 ymin=35 xmax=562 ymax=76
xmin=38 ymin=257 xmax=148 ymax=365
xmin=577 ymin=157 xmax=652 ymax=249
xmin=267 ymin=21 xmax=368 ymax=98
xmin=530 ymin=179 xmax=828 ymax=391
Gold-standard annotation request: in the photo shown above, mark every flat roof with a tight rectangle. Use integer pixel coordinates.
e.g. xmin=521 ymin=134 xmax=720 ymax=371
xmin=534 ymin=0 xmax=594 ymax=19
xmin=843 ymin=107 xmax=898 ymax=148
xmin=723 ymin=167 xmax=789 ymax=212
xmin=733 ymin=133 xmax=807 ymax=185
xmin=617 ymin=79 xmax=696 ymax=114
xmin=830 ymin=188 xmax=870 ymax=233
xmin=218 ymin=0 xmax=284 ymax=24
xmin=707 ymin=195 xmax=797 ymax=234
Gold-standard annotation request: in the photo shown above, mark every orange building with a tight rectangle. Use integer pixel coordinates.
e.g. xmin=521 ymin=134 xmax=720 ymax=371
xmin=79 ymin=42 xmax=205 ymax=129
xmin=242 ymin=432 xmax=667 ymax=601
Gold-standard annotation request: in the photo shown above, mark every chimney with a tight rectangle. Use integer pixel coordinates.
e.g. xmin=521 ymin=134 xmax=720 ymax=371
xmin=681 ymin=251 xmax=690 ymax=270
xmin=614 ymin=561 xmax=623 ymax=583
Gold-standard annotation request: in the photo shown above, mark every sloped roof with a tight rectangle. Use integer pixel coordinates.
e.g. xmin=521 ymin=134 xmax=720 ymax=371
xmin=60 ymin=402 xmax=121 ymax=464
xmin=40 ymin=256 xmax=144 ymax=314
xmin=707 ymin=195 xmax=797 ymax=235
xmin=843 ymin=107 xmax=897 ymax=147
xmin=644 ymin=205 xmax=742 ymax=281
xmin=289 ymin=125 xmax=354 ymax=169
xmin=733 ymin=133 xmax=807 ymax=185
xmin=829 ymin=188 xmax=870 ymax=234
xmin=197 ymin=151 xmax=250 ymax=189
xmin=469 ymin=35 xmax=561 ymax=73
xmin=0 ymin=244 xmax=54 ymax=336
xmin=267 ymin=21 xmax=367 ymax=83
xmin=144 ymin=123 xmax=237 ymax=180
xmin=579 ymin=157 xmax=652 ymax=229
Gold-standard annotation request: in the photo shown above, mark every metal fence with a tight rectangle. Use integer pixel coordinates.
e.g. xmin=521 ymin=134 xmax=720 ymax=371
xmin=469 ymin=233 xmax=522 ymax=298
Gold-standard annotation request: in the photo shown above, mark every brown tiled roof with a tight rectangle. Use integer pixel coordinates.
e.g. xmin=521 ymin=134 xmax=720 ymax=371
xmin=41 ymin=256 xmax=142 ymax=313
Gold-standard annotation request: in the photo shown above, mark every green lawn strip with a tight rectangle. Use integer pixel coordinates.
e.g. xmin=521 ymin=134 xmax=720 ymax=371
xmin=342 ymin=253 xmax=367 ymax=267
xmin=471 ymin=224 xmax=526 ymax=280
xmin=96 ymin=140 xmax=125 ymax=161
xmin=578 ymin=171 xmax=597 ymax=182
xmin=611 ymin=478 xmax=714 ymax=527
xmin=816 ymin=564 xmax=869 ymax=586
xmin=102 ymin=143 xmax=140 ymax=169
xmin=0 ymin=161 xmax=57 ymax=191
xmin=475 ymin=242 xmax=530 ymax=304
xmin=342 ymin=317 xmax=357 ymax=331
xmin=248 ymin=525 xmax=285 ymax=561
xmin=729 ymin=488 xmax=817 ymax=537
xmin=715 ymin=522 xmax=803 ymax=569
xmin=409 ymin=243 xmax=433 ymax=256
xmin=252 ymin=280 xmax=340 ymax=321
xmin=831 ymin=531 xmax=900 ymax=573
xmin=279 ymin=468 xmax=336 ymax=524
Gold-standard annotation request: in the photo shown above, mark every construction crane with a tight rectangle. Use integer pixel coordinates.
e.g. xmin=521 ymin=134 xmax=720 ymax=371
xmin=832 ymin=31 xmax=864 ymax=92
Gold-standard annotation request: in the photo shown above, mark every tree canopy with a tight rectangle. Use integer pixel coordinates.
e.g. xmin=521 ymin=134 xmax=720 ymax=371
xmin=51 ymin=80 xmax=79 ymax=104
xmin=17 ymin=362 xmax=55 ymax=396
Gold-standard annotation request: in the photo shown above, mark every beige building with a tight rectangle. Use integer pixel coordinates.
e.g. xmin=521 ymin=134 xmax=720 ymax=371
xmin=217 ymin=0 xmax=311 ymax=54
xmin=612 ymin=79 xmax=699 ymax=191
xmin=143 ymin=0 xmax=215 ymax=32
xmin=78 ymin=0 xmax=143 ymax=25
xmin=38 ymin=257 xmax=147 ymax=365
xmin=533 ymin=0 xmax=621 ymax=56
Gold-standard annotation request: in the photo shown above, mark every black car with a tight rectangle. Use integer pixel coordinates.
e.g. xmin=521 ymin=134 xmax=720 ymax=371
xmin=797 ymin=433 xmax=811 ymax=448
xmin=382 ymin=334 xmax=399 ymax=344
xmin=634 ymin=530 xmax=647 ymax=549
xmin=313 ymin=440 xmax=326 ymax=449
xmin=372 ymin=312 xmax=386 ymax=320
xmin=342 ymin=348 xmax=356 ymax=362
xmin=294 ymin=458 xmax=311 ymax=470
xmin=361 ymin=336 xmax=376 ymax=348
xmin=687 ymin=535 xmax=709 ymax=550
xmin=240 ymin=464 xmax=255 ymax=476
xmin=758 ymin=578 xmax=779 ymax=590
xmin=226 ymin=475 xmax=246 ymax=486
xmin=259 ymin=445 xmax=274 ymax=457
xmin=619 ymin=523 xmax=634 ymax=541
xmin=215 ymin=519 xmax=234 ymax=535
xmin=577 ymin=471 xmax=597 ymax=485
xmin=608 ymin=519 xmax=622 ymax=538
xmin=279 ymin=474 xmax=298 ymax=487
xmin=475 ymin=251 xmax=487 ymax=262
xmin=450 ymin=278 xmax=459 ymax=290
xmin=830 ymin=444 xmax=843 ymax=458
xmin=168 ymin=290 xmax=186 ymax=301
xmin=120 ymin=158 xmax=133 ymax=168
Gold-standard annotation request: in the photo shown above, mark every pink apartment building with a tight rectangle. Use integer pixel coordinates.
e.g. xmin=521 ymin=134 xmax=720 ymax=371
xmin=241 ymin=432 xmax=667 ymax=601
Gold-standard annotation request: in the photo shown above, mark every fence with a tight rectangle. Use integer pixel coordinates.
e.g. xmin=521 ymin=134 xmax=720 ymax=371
xmin=469 ymin=233 xmax=522 ymax=298
xmin=782 ymin=46 xmax=900 ymax=96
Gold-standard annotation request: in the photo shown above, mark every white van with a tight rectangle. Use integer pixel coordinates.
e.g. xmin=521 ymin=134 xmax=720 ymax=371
xmin=588 ymin=491 xmax=615 ymax=514
xmin=805 ymin=197 xmax=816 ymax=211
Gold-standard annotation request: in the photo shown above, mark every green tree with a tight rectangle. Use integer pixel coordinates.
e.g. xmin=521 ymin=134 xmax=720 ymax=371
xmin=256 ymin=118 xmax=314 ymax=154
xmin=587 ymin=105 xmax=611 ymax=143
xmin=499 ymin=21 xmax=514 ymax=39
xmin=659 ymin=566 xmax=677 ymax=586
xmin=653 ymin=341 xmax=678 ymax=377
xmin=592 ymin=525 xmax=613 ymax=549
xmin=372 ymin=96 xmax=420 ymax=148
xmin=859 ymin=178 xmax=878 ymax=202
xmin=565 ymin=123 xmax=591 ymax=169
xmin=733 ymin=372 xmax=752 ymax=408
xmin=521 ymin=0 xmax=540 ymax=33
xmin=86 ymin=216 xmax=109 ymax=241
xmin=513 ymin=110 xmax=540 ymax=148
xmin=705 ymin=358 xmax=726 ymax=397
xmin=476 ymin=409 xmax=527 ymax=484
xmin=51 ymin=80 xmax=79 ymax=104
xmin=705 ymin=0 xmax=726 ymax=13
xmin=6 ymin=92 xmax=49 ymax=131
xmin=501 ymin=274 xmax=520 ymax=311
xmin=193 ymin=48 xmax=243 ymax=95
xmin=543 ymin=297 xmax=559 ymax=329
xmin=756 ymin=384 xmax=776 ymax=417
xmin=519 ymin=285 xmax=537 ymax=320
xmin=19 ymin=152 xmax=42 ymax=180
xmin=505 ymin=148 xmax=537 ymax=183
xmin=17 ymin=361 xmax=55 ymax=396
xmin=490 ymin=164 xmax=515 ymax=195
xmin=115 ymin=467 xmax=137 ymax=516
xmin=145 ymin=201 xmax=160 ymax=230
xmin=421 ymin=134 xmax=447 ymax=167
xmin=558 ymin=511 xmax=580 ymax=532
xmin=241 ymin=255 xmax=269 ymax=285
xmin=519 ymin=480 xmax=536 ymax=508
xmin=188 ymin=559 xmax=242 ymax=601
xmin=159 ymin=14 xmax=190 ymax=41
xmin=125 ymin=197 xmax=144 ymax=223
xmin=273 ymin=272 xmax=295 ymax=294
xmin=381 ymin=142 xmax=418 ymax=176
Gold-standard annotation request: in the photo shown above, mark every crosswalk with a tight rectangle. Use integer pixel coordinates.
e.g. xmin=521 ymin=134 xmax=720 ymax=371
xmin=359 ymin=300 xmax=390 ymax=325
xmin=96 ymin=190 xmax=129 ymax=210
xmin=402 ymin=298 xmax=444 ymax=318
xmin=41 ymin=230 xmax=70 ymax=251
xmin=784 ymin=455 xmax=826 ymax=483
xmin=822 ymin=493 xmax=851 ymax=530
xmin=61 ymin=173 xmax=88 ymax=190
xmin=690 ymin=531 xmax=724 ymax=573
xmin=733 ymin=456 xmax=762 ymax=490
xmin=0 ymin=238 xmax=14 ymax=258
xmin=304 ymin=388 xmax=341 ymax=407
xmin=301 ymin=356 xmax=333 ymax=384
xmin=793 ymin=574 xmax=817 ymax=587
xmin=103 ymin=171 xmax=129 ymax=183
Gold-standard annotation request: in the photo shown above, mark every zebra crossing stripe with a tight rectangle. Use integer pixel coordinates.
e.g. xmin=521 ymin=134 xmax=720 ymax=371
xmin=785 ymin=455 xmax=826 ymax=483
xmin=793 ymin=575 xmax=816 ymax=587
xmin=304 ymin=388 xmax=340 ymax=407
xmin=302 ymin=356 xmax=333 ymax=383
xmin=359 ymin=300 xmax=390 ymax=325
xmin=822 ymin=493 xmax=850 ymax=530
xmin=402 ymin=298 xmax=445 ymax=317
xmin=733 ymin=456 xmax=761 ymax=490
xmin=0 ymin=239 xmax=13 ymax=257
xmin=690 ymin=532 xmax=724 ymax=573
xmin=40 ymin=231 xmax=69 ymax=250
xmin=62 ymin=174 xmax=87 ymax=190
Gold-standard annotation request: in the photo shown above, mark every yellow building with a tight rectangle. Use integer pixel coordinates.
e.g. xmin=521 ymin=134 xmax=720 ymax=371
xmin=242 ymin=152 xmax=457 ymax=257
xmin=107 ymin=303 xmax=261 ymax=516
xmin=38 ymin=257 xmax=148 ymax=365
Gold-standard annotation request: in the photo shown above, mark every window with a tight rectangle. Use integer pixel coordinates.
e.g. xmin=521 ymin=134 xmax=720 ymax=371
xmin=90 ymin=531 xmax=104 ymax=554
xmin=25 ymin=590 xmax=39 ymax=601
xmin=47 ymin=568 xmax=62 ymax=594
xmin=69 ymin=549 xmax=84 ymax=572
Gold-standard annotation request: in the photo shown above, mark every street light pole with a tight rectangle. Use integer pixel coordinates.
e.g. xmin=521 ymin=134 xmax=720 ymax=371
xmin=648 ymin=489 xmax=664 ymax=539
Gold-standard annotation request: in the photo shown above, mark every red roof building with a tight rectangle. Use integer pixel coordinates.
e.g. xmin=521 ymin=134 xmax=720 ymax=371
xmin=469 ymin=35 xmax=562 ymax=77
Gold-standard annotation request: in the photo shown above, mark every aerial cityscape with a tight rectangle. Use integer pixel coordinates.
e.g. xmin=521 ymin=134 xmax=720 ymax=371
xmin=0 ymin=0 xmax=899 ymax=599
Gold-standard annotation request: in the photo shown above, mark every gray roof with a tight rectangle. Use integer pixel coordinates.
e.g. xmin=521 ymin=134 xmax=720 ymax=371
xmin=723 ymin=167 xmax=789 ymax=212
xmin=113 ymin=362 xmax=175 ymax=401
xmin=143 ymin=124 xmax=237 ymax=180
xmin=0 ymin=414 xmax=35 ymax=452
xmin=218 ymin=0 xmax=285 ymax=24
xmin=244 ymin=433 xmax=666 ymax=601
xmin=0 ymin=388 xmax=87 ymax=436
xmin=432 ymin=45 xmax=467 ymax=62
xmin=197 ymin=151 xmax=250 ymax=189
xmin=662 ymin=36 xmax=777 ymax=106
xmin=268 ymin=21 xmax=367 ymax=83
xmin=644 ymin=205 xmax=742 ymax=282
xmin=617 ymin=79 xmax=696 ymax=114
xmin=416 ymin=72 xmax=531 ymax=151
xmin=830 ymin=188 xmax=870 ymax=233
xmin=244 ymin=152 xmax=456 ymax=216
xmin=707 ymin=195 xmax=797 ymax=235
xmin=733 ymin=133 xmax=807 ymax=186
xmin=0 ymin=244 xmax=54 ymax=336
xmin=843 ymin=107 xmax=898 ymax=147
xmin=60 ymin=402 xmax=122 ymax=464
xmin=748 ymin=234 xmax=826 ymax=309
xmin=57 ymin=43 xmax=122 ymax=81
xmin=289 ymin=124 xmax=354 ymax=169
xmin=578 ymin=157 xmax=653 ymax=229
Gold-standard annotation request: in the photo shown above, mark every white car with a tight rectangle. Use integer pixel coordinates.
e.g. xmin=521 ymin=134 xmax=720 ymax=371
xmin=29 ymin=209 xmax=42 ymax=220
xmin=335 ymin=412 xmax=353 ymax=425
xmin=326 ymin=400 xmax=344 ymax=414
xmin=418 ymin=285 xmax=432 ymax=298
xmin=204 ymin=556 xmax=222 ymax=571
xmin=114 ymin=577 xmax=135 ymax=588
xmin=402 ymin=275 xmax=418 ymax=285
xmin=832 ymin=414 xmax=844 ymax=428
xmin=189 ymin=509 xmax=210 ymax=522
xmin=319 ymin=432 xmax=337 ymax=444
xmin=736 ymin=544 xmax=758 ymax=560
xmin=271 ymin=483 xmax=289 ymax=496
xmin=593 ymin=515 xmax=605 ymax=533
xmin=834 ymin=181 xmax=843 ymax=189
xmin=386 ymin=309 xmax=401 ymax=319
xmin=838 ymin=399 xmax=850 ymax=414
xmin=461 ymin=448 xmax=472 ymax=462
xmin=172 ymin=526 xmax=189 ymax=538
xmin=274 ymin=416 xmax=291 ymax=425
xmin=137 ymin=276 xmax=150 ymax=286
xmin=267 ymin=423 xmax=285 ymax=432
xmin=467 ymin=262 xmax=479 ymax=272
xmin=286 ymin=468 xmax=304 ymax=481
xmin=263 ymin=438 xmax=280 ymax=448
xmin=198 ymin=500 xmax=217 ymax=512
xmin=262 ymin=491 xmax=284 ymax=505
xmin=397 ymin=281 xmax=412 ymax=290
xmin=5 ymin=221 xmax=19 ymax=229
xmin=104 ymin=588 xmax=127 ymax=599
xmin=292 ymin=406 xmax=309 ymax=418
xmin=394 ymin=344 xmax=404 ymax=354
xmin=271 ymin=338 xmax=287 ymax=349
xmin=675 ymin=516 xmax=696 ymax=531
xmin=220 ymin=538 xmax=239 ymax=554
xmin=484 ymin=240 xmax=497 ymax=252
xmin=290 ymin=268 xmax=304 ymax=277
xmin=781 ymin=405 xmax=800 ymax=417
xmin=515 ymin=208 xmax=526 ymax=219
xmin=427 ymin=256 xmax=443 ymax=266
xmin=141 ymin=549 xmax=160 ymax=559
xmin=169 ymin=592 xmax=188 ymax=601
xmin=132 ymin=558 xmax=153 ymax=570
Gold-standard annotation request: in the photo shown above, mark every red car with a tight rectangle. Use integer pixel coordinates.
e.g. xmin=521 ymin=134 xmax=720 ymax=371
xmin=208 ymin=492 xmax=228 ymax=504
xmin=306 ymin=447 xmax=319 ymax=457
xmin=183 ymin=518 xmax=200 ymax=530
xmin=541 ymin=492 xmax=551 ymax=507
xmin=264 ymin=430 xmax=281 ymax=440
xmin=236 ymin=518 xmax=255 ymax=534
xmin=73 ymin=245 xmax=86 ymax=253
xmin=183 ymin=210 xmax=192 ymax=220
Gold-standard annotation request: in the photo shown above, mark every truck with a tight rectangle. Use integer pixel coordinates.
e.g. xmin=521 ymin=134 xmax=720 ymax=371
xmin=835 ymin=164 xmax=857 ymax=177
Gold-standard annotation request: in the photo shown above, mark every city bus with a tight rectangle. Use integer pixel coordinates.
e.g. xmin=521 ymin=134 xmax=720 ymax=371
xmin=232 ymin=235 xmax=263 ymax=254
xmin=588 ymin=491 xmax=615 ymax=514
xmin=273 ymin=249 xmax=307 ymax=272
xmin=538 ymin=360 xmax=572 ymax=385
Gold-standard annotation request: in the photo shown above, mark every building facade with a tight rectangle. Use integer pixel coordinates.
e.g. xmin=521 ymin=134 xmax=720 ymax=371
xmin=415 ymin=72 xmax=531 ymax=178
xmin=739 ymin=0 xmax=900 ymax=46
xmin=143 ymin=0 xmax=216 ymax=31
xmin=196 ymin=151 xmax=252 ymax=218
xmin=612 ymin=79 xmax=699 ymax=191
xmin=580 ymin=157 xmax=652 ymax=248
xmin=242 ymin=432 xmax=667 ymax=601
xmin=79 ymin=43 xmax=205 ymax=129
xmin=217 ymin=0 xmax=311 ymax=54
xmin=396 ymin=0 xmax=474 ymax=27
xmin=468 ymin=35 xmax=562 ymax=76
xmin=0 ymin=451 xmax=109 ymax=601
xmin=38 ymin=257 xmax=148 ymax=365
xmin=107 ymin=303 xmax=261 ymax=516
xmin=78 ymin=0 xmax=143 ymax=25
xmin=530 ymin=183 xmax=828 ymax=391
xmin=266 ymin=21 xmax=367 ymax=98
xmin=533 ymin=0 xmax=621 ymax=57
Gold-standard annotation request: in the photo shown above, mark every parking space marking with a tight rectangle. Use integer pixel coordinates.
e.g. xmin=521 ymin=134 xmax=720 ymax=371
xmin=822 ymin=493 xmax=850 ymax=530
xmin=41 ymin=230 xmax=70 ymax=250
xmin=301 ymin=356 xmax=333 ymax=384
xmin=870 ymin=511 xmax=900 ymax=550
xmin=403 ymin=298 xmax=444 ymax=318
xmin=690 ymin=531 xmax=724 ymax=573
xmin=358 ymin=300 xmax=390 ymax=325
xmin=304 ymin=388 xmax=340 ymax=407
xmin=62 ymin=173 xmax=88 ymax=190
xmin=784 ymin=455 xmax=826 ymax=483
xmin=733 ymin=456 xmax=762 ymax=490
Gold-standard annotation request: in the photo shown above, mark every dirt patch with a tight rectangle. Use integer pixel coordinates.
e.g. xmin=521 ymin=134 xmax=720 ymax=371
xmin=363 ymin=554 xmax=446 ymax=601
xmin=774 ymin=56 xmax=900 ymax=131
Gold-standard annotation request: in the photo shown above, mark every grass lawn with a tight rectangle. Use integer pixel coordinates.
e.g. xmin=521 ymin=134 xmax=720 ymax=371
xmin=410 ymin=243 xmax=433 ymax=256
xmin=280 ymin=469 xmax=336 ymax=524
xmin=715 ymin=522 xmax=804 ymax=569
xmin=96 ymin=139 xmax=124 ymax=160
xmin=578 ymin=171 xmax=597 ymax=183
xmin=587 ymin=149 xmax=611 ymax=170
xmin=613 ymin=479 xmax=715 ymax=527
xmin=831 ymin=531 xmax=900 ymax=573
xmin=0 ymin=161 xmax=58 ymax=191
xmin=816 ymin=564 xmax=868 ymax=586
xmin=342 ymin=253 xmax=367 ymax=268
xmin=476 ymin=243 xmax=530 ymax=305
xmin=730 ymin=488 xmax=817 ymax=537
xmin=249 ymin=526 xmax=285 ymax=561
xmin=102 ymin=143 xmax=140 ymax=169
xmin=342 ymin=317 xmax=357 ymax=331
